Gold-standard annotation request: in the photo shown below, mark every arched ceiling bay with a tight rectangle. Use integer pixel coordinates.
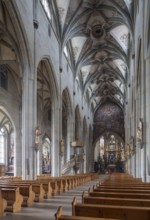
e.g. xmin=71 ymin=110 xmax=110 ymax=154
xmin=49 ymin=0 xmax=132 ymax=111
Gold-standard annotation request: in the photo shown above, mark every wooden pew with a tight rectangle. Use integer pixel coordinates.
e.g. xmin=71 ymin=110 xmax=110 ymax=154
xmin=31 ymin=183 xmax=45 ymax=202
xmin=93 ymin=186 xmax=150 ymax=194
xmin=100 ymin=176 xmax=142 ymax=184
xmin=19 ymin=185 xmax=35 ymax=206
xmin=13 ymin=181 xmax=45 ymax=202
xmin=0 ymin=180 xmax=45 ymax=202
xmin=0 ymin=184 xmax=35 ymax=207
xmin=36 ymin=173 xmax=99 ymax=193
xmin=1 ymin=187 xmax=23 ymax=212
xmin=97 ymin=184 xmax=150 ymax=190
xmin=100 ymin=175 xmax=142 ymax=185
xmin=41 ymin=181 xmax=52 ymax=198
xmin=37 ymin=176 xmax=63 ymax=195
xmin=72 ymin=197 xmax=150 ymax=220
xmin=33 ymin=180 xmax=53 ymax=198
xmin=0 ymin=190 xmax=7 ymax=217
xmin=55 ymin=206 xmax=120 ymax=220
xmin=100 ymin=183 xmax=150 ymax=187
xmin=89 ymin=190 xmax=150 ymax=200
xmin=82 ymin=192 xmax=150 ymax=207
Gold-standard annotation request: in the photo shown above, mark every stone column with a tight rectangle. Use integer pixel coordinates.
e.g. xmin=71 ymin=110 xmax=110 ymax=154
xmin=135 ymin=144 xmax=141 ymax=177
xmin=51 ymin=98 xmax=60 ymax=176
xmin=67 ymin=114 xmax=74 ymax=161
xmin=15 ymin=127 xmax=22 ymax=176
xmin=132 ymin=154 xmax=136 ymax=177
xmin=88 ymin=126 xmax=94 ymax=172
xmin=22 ymin=65 xmax=36 ymax=180
xmin=145 ymin=57 xmax=150 ymax=181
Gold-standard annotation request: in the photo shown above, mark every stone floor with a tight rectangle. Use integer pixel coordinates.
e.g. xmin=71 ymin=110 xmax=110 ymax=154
xmin=1 ymin=175 xmax=107 ymax=220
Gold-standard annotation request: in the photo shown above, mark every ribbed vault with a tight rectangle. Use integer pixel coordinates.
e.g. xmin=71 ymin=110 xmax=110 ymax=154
xmin=48 ymin=0 xmax=132 ymax=112
xmin=41 ymin=0 xmax=133 ymax=146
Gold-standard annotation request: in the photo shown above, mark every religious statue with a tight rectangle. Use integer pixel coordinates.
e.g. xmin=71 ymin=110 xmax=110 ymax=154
xmin=60 ymin=139 xmax=64 ymax=154
xmin=121 ymin=148 xmax=125 ymax=161
xmin=137 ymin=119 xmax=142 ymax=143
xmin=127 ymin=144 xmax=131 ymax=156
xmin=35 ymin=127 xmax=41 ymax=145
xmin=130 ymin=136 xmax=134 ymax=153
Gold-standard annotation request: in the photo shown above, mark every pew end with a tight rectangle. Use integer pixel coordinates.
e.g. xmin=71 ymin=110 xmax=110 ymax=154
xmin=55 ymin=205 xmax=121 ymax=220
xmin=72 ymin=197 xmax=77 ymax=216
xmin=55 ymin=206 xmax=63 ymax=220
xmin=82 ymin=192 xmax=85 ymax=204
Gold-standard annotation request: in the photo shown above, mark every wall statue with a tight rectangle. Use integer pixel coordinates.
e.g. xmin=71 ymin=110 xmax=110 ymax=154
xmin=136 ymin=119 xmax=142 ymax=143
xmin=60 ymin=139 xmax=64 ymax=154
xmin=35 ymin=127 xmax=41 ymax=145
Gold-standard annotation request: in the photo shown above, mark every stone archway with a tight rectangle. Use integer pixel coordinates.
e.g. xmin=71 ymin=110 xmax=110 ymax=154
xmin=0 ymin=108 xmax=15 ymax=176
xmin=36 ymin=60 xmax=52 ymax=175
xmin=36 ymin=58 xmax=58 ymax=176
xmin=0 ymin=0 xmax=33 ymax=178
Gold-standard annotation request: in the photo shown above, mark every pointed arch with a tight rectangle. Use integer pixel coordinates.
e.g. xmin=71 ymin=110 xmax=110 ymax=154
xmin=1 ymin=0 xmax=33 ymax=73
xmin=0 ymin=106 xmax=16 ymax=175
xmin=37 ymin=56 xmax=59 ymax=100
xmin=37 ymin=57 xmax=59 ymax=127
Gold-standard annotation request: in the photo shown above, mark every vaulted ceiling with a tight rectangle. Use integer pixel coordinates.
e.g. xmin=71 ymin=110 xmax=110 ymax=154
xmin=49 ymin=0 xmax=133 ymax=112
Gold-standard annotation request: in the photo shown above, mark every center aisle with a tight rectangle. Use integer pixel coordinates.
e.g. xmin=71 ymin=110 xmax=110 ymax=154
xmin=2 ymin=175 xmax=107 ymax=220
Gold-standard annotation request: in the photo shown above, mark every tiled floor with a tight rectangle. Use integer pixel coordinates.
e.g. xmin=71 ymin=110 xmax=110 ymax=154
xmin=1 ymin=175 xmax=107 ymax=220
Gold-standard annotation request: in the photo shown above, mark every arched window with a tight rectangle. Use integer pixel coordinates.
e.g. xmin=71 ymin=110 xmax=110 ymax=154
xmin=0 ymin=109 xmax=14 ymax=175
